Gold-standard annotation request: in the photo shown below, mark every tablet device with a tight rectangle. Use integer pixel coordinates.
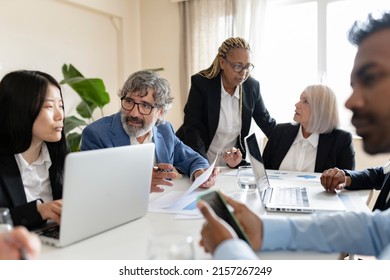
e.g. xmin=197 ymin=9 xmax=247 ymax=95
xmin=199 ymin=191 xmax=251 ymax=245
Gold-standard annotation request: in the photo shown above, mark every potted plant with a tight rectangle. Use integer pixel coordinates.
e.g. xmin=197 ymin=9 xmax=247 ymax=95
xmin=61 ymin=64 xmax=110 ymax=151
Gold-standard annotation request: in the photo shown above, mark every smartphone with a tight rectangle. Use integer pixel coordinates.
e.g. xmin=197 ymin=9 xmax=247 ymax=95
xmin=199 ymin=190 xmax=251 ymax=245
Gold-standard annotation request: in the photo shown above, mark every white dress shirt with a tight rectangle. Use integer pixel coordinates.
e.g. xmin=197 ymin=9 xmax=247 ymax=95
xmin=279 ymin=125 xmax=319 ymax=172
xmin=207 ymin=79 xmax=241 ymax=166
xmin=14 ymin=142 xmax=53 ymax=203
xmin=130 ymin=130 xmax=157 ymax=165
xmin=130 ymin=130 xmax=153 ymax=145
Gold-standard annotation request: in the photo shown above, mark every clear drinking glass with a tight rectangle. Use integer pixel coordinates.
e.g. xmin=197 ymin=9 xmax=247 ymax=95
xmin=0 ymin=208 xmax=13 ymax=233
xmin=236 ymin=166 xmax=257 ymax=192
xmin=147 ymin=232 xmax=195 ymax=260
xmin=0 ymin=207 xmax=28 ymax=259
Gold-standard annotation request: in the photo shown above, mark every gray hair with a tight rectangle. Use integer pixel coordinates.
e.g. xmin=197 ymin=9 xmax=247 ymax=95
xmin=304 ymin=84 xmax=340 ymax=134
xmin=118 ymin=70 xmax=173 ymax=125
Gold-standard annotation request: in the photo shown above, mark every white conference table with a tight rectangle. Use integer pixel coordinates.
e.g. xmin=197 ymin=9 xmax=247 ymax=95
xmin=39 ymin=167 xmax=370 ymax=260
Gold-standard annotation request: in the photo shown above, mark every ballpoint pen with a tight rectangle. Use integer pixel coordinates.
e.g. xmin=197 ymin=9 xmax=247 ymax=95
xmin=155 ymin=167 xmax=173 ymax=173
xmin=155 ymin=167 xmax=174 ymax=181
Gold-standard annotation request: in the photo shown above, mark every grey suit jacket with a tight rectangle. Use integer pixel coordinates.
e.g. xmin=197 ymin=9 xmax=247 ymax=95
xmin=263 ymin=123 xmax=355 ymax=172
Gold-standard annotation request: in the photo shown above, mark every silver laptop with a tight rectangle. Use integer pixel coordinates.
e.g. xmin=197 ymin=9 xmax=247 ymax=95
xmin=35 ymin=144 xmax=154 ymax=247
xmin=244 ymin=133 xmax=346 ymax=213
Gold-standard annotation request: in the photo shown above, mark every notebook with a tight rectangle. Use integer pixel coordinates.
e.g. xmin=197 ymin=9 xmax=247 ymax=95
xmin=244 ymin=133 xmax=346 ymax=213
xmin=35 ymin=143 xmax=155 ymax=247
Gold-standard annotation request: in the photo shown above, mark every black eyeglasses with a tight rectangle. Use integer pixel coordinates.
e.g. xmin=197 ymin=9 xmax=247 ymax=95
xmin=121 ymin=97 xmax=157 ymax=115
xmin=224 ymin=58 xmax=254 ymax=73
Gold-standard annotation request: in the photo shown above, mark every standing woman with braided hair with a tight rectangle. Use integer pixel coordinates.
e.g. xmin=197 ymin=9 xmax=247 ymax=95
xmin=176 ymin=37 xmax=276 ymax=168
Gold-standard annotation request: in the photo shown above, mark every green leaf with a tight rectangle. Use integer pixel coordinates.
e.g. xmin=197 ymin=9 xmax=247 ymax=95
xmin=61 ymin=77 xmax=86 ymax=84
xmin=144 ymin=67 xmax=165 ymax=72
xmin=76 ymin=100 xmax=97 ymax=119
xmin=61 ymin=63 xmax=110 ymax=152
xmin=66 ymin=78 xmax=110 ymax=108
xmin=64 ymin=116 xmax=87 ymax=134
xmin=66 ymin=132 xmax=82 ymax=152
xmin=61 ymin=64 xmax=84 ymax=82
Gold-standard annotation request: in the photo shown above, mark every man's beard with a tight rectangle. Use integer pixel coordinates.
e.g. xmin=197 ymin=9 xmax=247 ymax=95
xmin=121 ymin=113 xmax=155 ymax=138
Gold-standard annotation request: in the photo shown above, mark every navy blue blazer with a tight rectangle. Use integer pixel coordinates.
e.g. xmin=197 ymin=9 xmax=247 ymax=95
xmin=0 ymin=154 xmax=62 ymax=229
xmin=263 ymin=123 xmax=355 ymax=172
xmin=81 ymin=112 xmax=209 ymax=176
xmin=345 ymin=167 xmax=390 ymax=211
xmin=176 ymin=73 xmax=276 ymax=161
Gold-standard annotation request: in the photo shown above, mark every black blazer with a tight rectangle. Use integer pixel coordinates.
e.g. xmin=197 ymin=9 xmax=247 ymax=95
xmin=176 ymin=73 xmax=276 ymax=161
xmin=263 ymin=123 xmax=355 ymax=173
xmin=345 ymin=167 xmax=390 ymax=211
xmin=0 ymin=154 xmax=62 ymax=229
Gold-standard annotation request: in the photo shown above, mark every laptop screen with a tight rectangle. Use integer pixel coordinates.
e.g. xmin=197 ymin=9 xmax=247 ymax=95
xmin=244 ymin=133 xmax=271 ymax=195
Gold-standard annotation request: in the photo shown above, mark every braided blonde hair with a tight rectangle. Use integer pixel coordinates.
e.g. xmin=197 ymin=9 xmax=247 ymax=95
xmin=199 ymin=37 xmax=251 ymax=79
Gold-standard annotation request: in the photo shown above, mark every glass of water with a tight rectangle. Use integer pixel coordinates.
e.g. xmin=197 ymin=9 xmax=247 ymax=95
xmin=236 ymin=166 xmax=257 ymax=192
xmin=0 ymin=208 xmax=13 ymax=233
xmin=0 ymin=207 xmax=29 ymax=259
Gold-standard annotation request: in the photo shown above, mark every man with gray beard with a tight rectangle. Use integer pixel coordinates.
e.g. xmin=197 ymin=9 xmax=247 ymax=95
xmin=81 ymin=70 xmax=218 ymax=193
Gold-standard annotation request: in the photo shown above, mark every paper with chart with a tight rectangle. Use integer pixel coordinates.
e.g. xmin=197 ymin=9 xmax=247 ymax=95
xmin=265 ymin=170 xmax=321 ymax=183
xmin=148 ymin=156 xmax=217 ymax=214
xmin=222 ymin=168 xmax=321 ymax=183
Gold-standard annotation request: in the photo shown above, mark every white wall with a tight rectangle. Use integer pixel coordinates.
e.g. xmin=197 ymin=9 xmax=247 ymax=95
xmin=0 ymin=0 xmax=183 ymax=126
xmin=139 ymin=0 xmax=182 ymax=129
xmin=0 ymin=0 xmax=140 ymax=118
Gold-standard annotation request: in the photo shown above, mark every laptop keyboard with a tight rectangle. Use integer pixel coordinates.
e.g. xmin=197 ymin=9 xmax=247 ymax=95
xmin=37 ymin=225 xmax=60 ymax=239
xmin=276 ymin=186 xmax=310 ymax=207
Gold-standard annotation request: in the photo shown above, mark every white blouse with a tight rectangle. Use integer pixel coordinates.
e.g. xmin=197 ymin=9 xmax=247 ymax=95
xmin=279 ymin=125 xmax=319 ymax=172
xmin=14 ymin=142 xmax=53 ymax=203
xmin=207 ymin=78 xmax=241 ymax=166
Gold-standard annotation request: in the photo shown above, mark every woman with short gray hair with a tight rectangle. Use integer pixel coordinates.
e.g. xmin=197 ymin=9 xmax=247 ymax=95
xmin=262 ymin=84 xmax=355 ymax=172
